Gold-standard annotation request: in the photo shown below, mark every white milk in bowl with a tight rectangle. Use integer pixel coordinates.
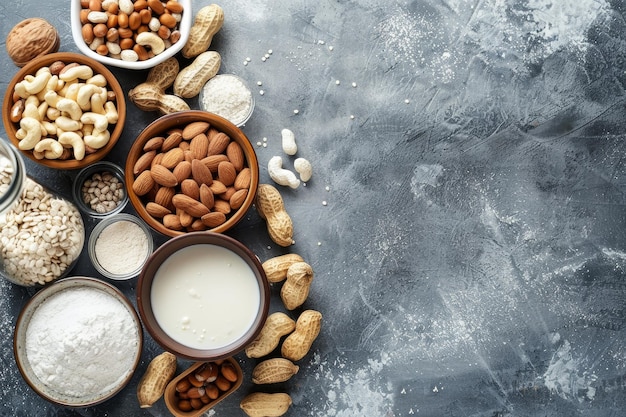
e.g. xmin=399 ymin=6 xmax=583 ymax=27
xmin=150 ymin=244 xmax=261 ymax=350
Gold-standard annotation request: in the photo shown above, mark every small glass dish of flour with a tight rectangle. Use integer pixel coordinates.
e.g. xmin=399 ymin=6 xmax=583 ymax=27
xmin=199 ymin=74 xmax=255 ymax=127
xmin=88 ymin=213 xmax=154 ymax=280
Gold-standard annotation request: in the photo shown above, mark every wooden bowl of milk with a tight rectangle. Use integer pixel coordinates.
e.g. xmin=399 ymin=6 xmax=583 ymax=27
xmin=136 ymin=232 xmax=270 ymax=361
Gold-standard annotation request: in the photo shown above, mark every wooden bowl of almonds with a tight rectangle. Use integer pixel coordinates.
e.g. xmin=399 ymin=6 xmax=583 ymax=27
xmin=124 ymin=110 xmax=259 ymax=237
xmin=2 ymin=52 xmax=126 ymax=170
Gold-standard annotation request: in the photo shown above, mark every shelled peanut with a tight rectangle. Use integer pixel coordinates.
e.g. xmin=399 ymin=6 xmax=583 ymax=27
xmin=78 ymin=0 xmax=185 ymax=62
xmin=173 ymin=360 xmax=240 ymax=412
xmin=131 ymin=120 xmax=251 ymax=232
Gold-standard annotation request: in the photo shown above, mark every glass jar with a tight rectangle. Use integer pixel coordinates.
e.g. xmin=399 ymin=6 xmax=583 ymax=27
xmin=0 ymin=139 xmax=85 ymax=286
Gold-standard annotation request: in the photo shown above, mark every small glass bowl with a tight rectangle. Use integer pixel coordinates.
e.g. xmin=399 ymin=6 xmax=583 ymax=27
xmin=88 ymin=214 xmax=154 ymax=280
xmin=73 ymin=161 xmax=128 ymax=218
xmin=199 ymin=74 xmax=255 ymax=127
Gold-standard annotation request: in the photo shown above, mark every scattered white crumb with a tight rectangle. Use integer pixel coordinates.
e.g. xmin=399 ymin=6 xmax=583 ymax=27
xmin=293 ymin=109 xmax=299 ymax=114
xmin=322 ymin=200 xmax=327 ymax=206
xmin=352 ymin=82 xmax=357 ymax=87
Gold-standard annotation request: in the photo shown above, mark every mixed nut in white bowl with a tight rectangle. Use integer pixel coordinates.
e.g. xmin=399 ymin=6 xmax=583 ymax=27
xmin=70 ymin=0 xmax=192 ymax=70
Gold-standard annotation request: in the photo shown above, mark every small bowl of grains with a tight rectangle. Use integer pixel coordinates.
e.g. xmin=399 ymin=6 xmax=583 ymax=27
xmin=88 ymin=213 xmax=154 ymax=280
xmin=199 ymin=74 xmax=255 ymax=127
xmin=73 ymin=161 xmax=128 ymax=218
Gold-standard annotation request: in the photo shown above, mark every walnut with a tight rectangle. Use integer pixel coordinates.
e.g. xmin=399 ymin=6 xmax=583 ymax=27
xmin=6 ymin=18 xmax=60 ymax=67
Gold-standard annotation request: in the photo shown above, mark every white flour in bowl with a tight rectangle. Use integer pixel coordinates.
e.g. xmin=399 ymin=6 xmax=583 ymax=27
xmin=24 ymin=286 xmax=139 ymax=398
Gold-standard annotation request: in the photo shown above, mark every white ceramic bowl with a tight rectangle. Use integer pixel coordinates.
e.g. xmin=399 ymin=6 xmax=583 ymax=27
xmin=13 ymin=277 xmax=143 ymax=407
xmin=70 ymin=0 xmax=192 ymax=70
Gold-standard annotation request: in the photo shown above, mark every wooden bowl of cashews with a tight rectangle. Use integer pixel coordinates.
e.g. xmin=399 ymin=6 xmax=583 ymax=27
xmin=2 ymin=52 xmax=126 ymax=170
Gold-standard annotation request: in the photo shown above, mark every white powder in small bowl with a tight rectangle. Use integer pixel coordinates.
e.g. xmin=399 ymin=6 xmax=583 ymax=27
xmin=89 ymin=214 xmax=153 ymax=279
xmin=200 ymin=74 xmax=254 ymax=126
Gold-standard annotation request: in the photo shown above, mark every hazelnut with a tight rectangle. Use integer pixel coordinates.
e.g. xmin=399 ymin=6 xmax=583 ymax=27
xmin=6 ymin=18 xmax=60 ymax=67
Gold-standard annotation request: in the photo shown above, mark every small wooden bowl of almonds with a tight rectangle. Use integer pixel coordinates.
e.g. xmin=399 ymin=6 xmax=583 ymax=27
xmin=164 ymin=358 xmax=243 ymax=416
xmin=2 ymin=52 xmax=126 ymax=170
xmin=125 ymin=110 xmax=259 ymax=237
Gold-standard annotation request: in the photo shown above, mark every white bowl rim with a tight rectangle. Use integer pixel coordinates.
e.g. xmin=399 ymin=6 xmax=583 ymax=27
xmin=70 ymin=0 xmax=192 ymax=70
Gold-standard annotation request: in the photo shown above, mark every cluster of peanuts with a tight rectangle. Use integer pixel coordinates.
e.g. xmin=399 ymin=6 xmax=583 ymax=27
xmin=131 ymin=120 xmax=252 ymax=232
xmin=79 ymin=0 xmax=184 ymax=62
xmin=173 ymin=360 xmax=239 ymax=412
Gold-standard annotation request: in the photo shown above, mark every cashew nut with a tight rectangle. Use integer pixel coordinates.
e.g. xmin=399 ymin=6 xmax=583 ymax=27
xmin=90 ymin=92 xmax=106 ymax=114
xmin=86 ymin=74 xmax=108 ymax=87
xmin=77 ymin=84 xmax=103 ymax=110
xmin=64 ymin=82 xmax=84 ymax=102
xmin=46 ymin=107 xmax=61 ymax=121
xmin=22 ymin=68 xmax=52 ymax=95
xmin=22 ymin=102 xmax=42 ymax=121
xmin=294 ymin=157 xmax=313 ymax=182
xmin=41 ymin=121 xmax=57 ymax=136
xmin=104 ymin=101 xmax=119 ymax=124
xmin=58 ymin=131 xmax=86 ymax=160
xmin=80 ymin=112 xmax=108 ymax=133
xmin=84 ymin=130 xmax=110 ymax=150
xmin=56 ymin=98 xmax=82 ymax=120
xmin=136 ymin=32 xmax=165 ymax=55
xmin=59 ymin=65 xmax=94 ymax=82
xmin=34 ymin=138 xmax=64 ymax=159
xmin=268 ymin=156 xmax=301 ymax=189
xmin=281 ymin=128 xmax=297 ymax=155
xmin=55 ymin=116 xmax=83 ymax=132
xmin=17 ymin=117 xmax=43 ymax=150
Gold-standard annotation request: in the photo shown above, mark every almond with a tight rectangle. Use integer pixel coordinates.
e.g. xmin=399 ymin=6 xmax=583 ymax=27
xmin=234 ymin=167 xmax=251 ymax=190
xmin=151 ymin=152 xmax=164 ymax=168
xmin=179 ymin=141 xmax=190 ymax=152
xmin=178 ymin=209 xmax=194 ymax=227
xmin=134 ymin=150 xmax=156 ymax=174
xmin=201 ymin=154 xmax=229 ymax=172
xmin=181 ymin=179 xmax=200 ymax=200
xmin=207 ymin=132 xmax=230 ymax=155
xmin=172 ymin=193 xmax=210 ymax=217
xmin=161 ymin=147 xmax=184 ymax=169
xmin=182 ymin=121 xmax=210 ymax=139
xmin=191 ymin=158 xmax=213 ymax=186
xmin=133 ymin=170 xmax=155 ymax=196
xmin=151 ymin=164 xmax=178 ymax=187
xmin=209 ymin=180 xmax=227 ymax=195
xmin=155 ymin=186 xmax=175 ymax=209
xmin=143 ymin=136 xmax=165 ymax=152
xmin=213 ymin=199 xmax=231 ymax=215
xmin=189 ymin=133 xmax=209 ymax=159
xmin=173 ymin=160 xmax=192 ymax=183
xmin=199 ymin=184 xmax=215 ymax=209
xmin=162 ymin=131 xmax=183 ymax=151
xmin=146 ymin=201 xmax=171 ymax=218
xmin=201 ymin=212 xmax=226 ymax=228
xmin=220 ymin=186 xmax=236 ymax=201
xmin=226 ymin=141 xmax=245 ymax=171
xmin=163 ymin=213 xmax=183 ymax=230
xmin=217 ymin=161 xmax=237 ymax=186
xmin=229 ymin=189 xmax=248 ymax=210
xmin=190 ymin=219 xmax=207 ymax=231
